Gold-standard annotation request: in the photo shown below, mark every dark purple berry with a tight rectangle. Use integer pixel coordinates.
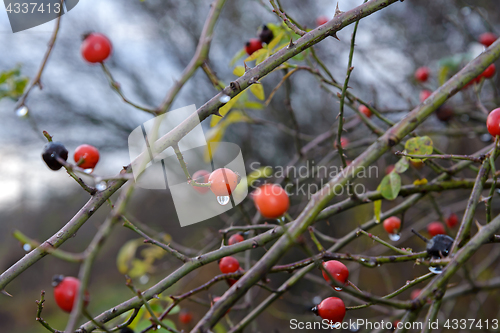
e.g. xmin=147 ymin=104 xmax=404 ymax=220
xmin=42 ymin=142 xmax=68 ymax=170
xmin=258 ymin=25 xmax=274 ymax=44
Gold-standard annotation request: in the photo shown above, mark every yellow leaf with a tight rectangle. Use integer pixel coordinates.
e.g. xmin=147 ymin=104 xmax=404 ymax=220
xmin=246 ymin=166 xmax=273 ymax=186
xmin=210 ymin=92 xmax=243 ymax=127
xmin=268 ymin=31 xmax=284 ymax=51
xmin=225 ymin=110 xmax=250 ymax=124
xmin=244 ymin=48 xmax=267 ymax=62
xmin=413 ymin=178 xmax=428 ymax=186
xmin=250 ymin=84 xmax=265 ymax=100
xmin=233 ymin=66 xmax=245 ymax=77
xmin=116 ymin=239 xmax=141 ymax=275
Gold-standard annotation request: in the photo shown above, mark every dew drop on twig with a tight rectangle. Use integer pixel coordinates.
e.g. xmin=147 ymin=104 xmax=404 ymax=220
xmin=23 ymin=243 xmax=31 ymax=252
xmin=219 ymin=94 xmax=231 ymax=103
xmin=217 ymin=196 xmax=230 ymax=205
xmin=16 ymin=106 xmax=28 ymax=118
xmin=429 ymin=266 xmax=443 ymax=274
xmin=96 ymin=181 xmax=107 ymax=191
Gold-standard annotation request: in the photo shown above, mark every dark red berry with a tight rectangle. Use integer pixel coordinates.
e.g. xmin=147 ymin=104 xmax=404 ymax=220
xmin=258 ymin=25 xmax=274 ymax=44
xmin=179 ymin=310 xmax=193 ymax=324
xmin=487 ymin=108 xmax=500 ymax=137
xmin=74 ymin=144 xmax=100 ymax=169
xmin=219 ymin=256 xmax=240 ymax=274
xmin=42 ymin=142 xmax=68 ymax=171
xmin=228 ymin=233 xmax=244 ymax=245
xmin=482 ymin=64 xmax=496 ymax=79
xmin=446 ymin=213 xmax=458 ymax=228
xmin=479 ymin=32 xmax=497 ymax=47
xmin=81 ymin=33 xmax=112 ymax=63
xmin=52 ymin=275 xmax=89 ymax=313
xmin=322 ymin=260 xmax=349 ymax=287
xmin=312 ymin=297 xmax=346 ymax=324
xmin=415 ymin=67 xmax=430 ymax=82
xmin=427 ymin=222 xmax=446 ymax=237
xmin=436 ymin=104 xmax=454 ymax=122
xmin=359 ymin=105 xmax=372 ymax=118
xmin=383 ymin=216 xmax=401 ymax=234
xmin=245 ymin=38 xmax=263 ymax=56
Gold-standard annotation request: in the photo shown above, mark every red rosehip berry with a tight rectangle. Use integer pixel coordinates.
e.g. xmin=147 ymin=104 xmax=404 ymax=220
xmin=81 ymin=33 xmax=112 ymax=63
xmin=245 ymin=38 xmax=263 ymax=56
xmin=427 ymin=222 xmax=446 ymax=237
xmin=487 ymin=108 xmax=500 ymax=137
xmin=446 ymin=213 xmax=459 ymax=228
xmin=482 ymin=64 xmax=496 ymax=79
xmin=192 ymin=170 xmax=211 ymax=194
xmin=52 ymin=275 xmax=89 ymax=313
xmin=179 ymin=310 xmax=193 ymax=324
xmin=42 ymin=142 xmax=68 ymax=171
xmin=322 ymin=260 xmax=349 ymax=288
xmin=419 ymin=90 xmax=432 ymax=102
xmin=74 ymin=144 xmax=100 ymax=169
xmin=209 ymin=168 xmax=239 ymax=196
xmin=228 ymin=233 xmax=244 ymax=245
xmin=479 ymin=32 xmax=497 ymax=47
xmin=316 ymin=16 xmax=329 ymax=26
xmin=383 ymin=216 xmax=401 ymax=235
xmin=385 ymin=165 xmax=395 ymax=174
xmin=312 ymin=297 xmax=346 ymax=324
xmin=253 ymin=184 xmax=290 ymax=219
xmin=219 ymin=256 xmax=240 ymax=274
xmin=415 ymin=67 xmax=430 ymax=83
xmin=359 ymin=105 xmax=372 ymax=118
xmin=410 ymin=289 xmax=421 ymax=300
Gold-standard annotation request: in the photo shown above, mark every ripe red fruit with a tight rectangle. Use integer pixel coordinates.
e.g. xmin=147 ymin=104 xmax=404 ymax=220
xmin=81 ymin=33 xmax=112 ymax=63
xmin=209 ymin=168 xmax=239 ymax=196
xmin=179 ymin=310 xmax=193 ymax=324
xmin=245 ymin=38 xmax=263 ymax=56
xmin=479 ymin=32 xmax=497 ymax=47
xmin=419 ymin=90 xmax=432 ymax=102
xmin=312 ymin=297 xmax=346 ymax=324
xmin=415 ymin=67 xmax=430 ymax=83
xmin=410 ymin=289 xmax=421 ymax=300
xmin=192 ymin=170 xmax=211 ymax=194
xmin=446 ymin=213 xmax=458 ymax=228
xmin=42 ymin=142 xmax=68 ymax=171
xmin=228 ymin=233 xmax=244 ymax=245
xmin=487 ymin=108 xmax=500 ymax=137
xmin=74 ymin=144 xmax=100 ymax=169
xmin=482 ymin=64 xmax=496 ymax=79
xmin=253 ymin=184 xmax=290 ymax=219
xmin=359 ymin=105 xmax=372 ymax=118
xmin=316 ymin=16 xmax=329 ymax=26
xmin=322 ymin=260 xmax=349 ymax=287
xmin=427 ymin=222 xmax=446 ymax=237
xmin=219 ymin=256 xmax=240 ymax=274
xmin=52 ymin=275 xmax=89 ymax=313
xmin=385 ymin=165 xmax=395 ymax=174
xmin=383 ymin=216 xmax=401 ymax=234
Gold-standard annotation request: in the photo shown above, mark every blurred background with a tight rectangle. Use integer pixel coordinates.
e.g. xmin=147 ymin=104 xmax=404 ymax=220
xmin=1 ymin=0 xmax=500 ymax=332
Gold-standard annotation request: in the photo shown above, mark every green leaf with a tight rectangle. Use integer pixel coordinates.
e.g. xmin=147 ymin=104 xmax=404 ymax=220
xmin=379 ymin=172 xmax=401 ymax=200
xmin=250 ymin=84 xmax=265 ymax=100
xmin=374 ymin=184 xmax=382 ymax=223
xmin=394 ymin=157 xmax=409 ymax=173
xmin=404 ymin=136 xmax=433 ymax=161
xmin=229 ymin=48 xmax=247 ymax=67
xmin=233 ymin=66 xmax=245 ymax=77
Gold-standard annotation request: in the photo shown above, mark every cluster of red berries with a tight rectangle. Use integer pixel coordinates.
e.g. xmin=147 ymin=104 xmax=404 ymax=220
xmin=42 ymin=142 xmax=100 ymax=171
xmin=52 ymin=275 xmax=89 ymax=313
xmin=245 ymin=25 xmax=274 ymax=55
xmin=311 ymin=260 xmax=349 ymax=324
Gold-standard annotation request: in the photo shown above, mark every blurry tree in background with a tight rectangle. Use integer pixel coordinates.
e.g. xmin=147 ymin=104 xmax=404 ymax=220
xmin=1 ymin=0 xmax=500 ymax=332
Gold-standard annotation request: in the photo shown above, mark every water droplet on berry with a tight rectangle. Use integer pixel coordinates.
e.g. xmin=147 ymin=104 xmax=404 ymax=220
xmin=139 ymin=274 xmax=150 ymax=284
xmin=389 ymin=233 xmax=401 ymax=241
xmin=219 ymin=94 xmax=231 ymax=103
xmin=334 ymin=286 xmax=342 ymax=291
xmin=429 ymin=266 xmax=443 ymax=274
xmin=96 ymin=181 xmax=107 ymax=191
xmin=217 ymin=196 xmax=230 ymax=205
xmin=16 ymin=106 xmax=28 ymax=117
xmin=23 ymin=243 xmax=31 ymax=252
xmin=83 ymin=168 xmax=93 ymax=174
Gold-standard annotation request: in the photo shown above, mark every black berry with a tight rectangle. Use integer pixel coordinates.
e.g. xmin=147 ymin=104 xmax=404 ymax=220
xmin=426 ymin=234 xmax=454 ymax=258
xmin=258 ymin=25 xmax=274 ymax=44
xmin=42 ymin=142 xmax=68 ymax=170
